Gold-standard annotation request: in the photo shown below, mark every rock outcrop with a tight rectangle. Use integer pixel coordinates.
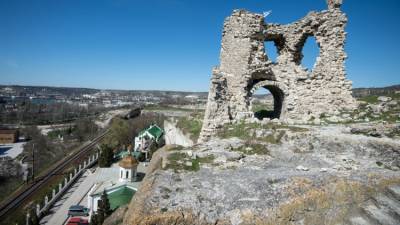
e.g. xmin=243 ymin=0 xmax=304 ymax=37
xmin=164 ymin=120 xmax=194 ymax=147
xmin=123 ymin=123 xmax=400 ymax=225
xmin=200 ymin=0 xmax=357 ymax=141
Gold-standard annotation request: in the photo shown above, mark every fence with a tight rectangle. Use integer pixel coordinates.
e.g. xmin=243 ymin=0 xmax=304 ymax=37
xmin=25 ymin=152 xmax=99 ymax=225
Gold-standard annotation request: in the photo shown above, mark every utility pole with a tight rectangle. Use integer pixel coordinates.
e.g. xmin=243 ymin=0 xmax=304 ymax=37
xmin=32 ymin=143 xmax=35 ymax=182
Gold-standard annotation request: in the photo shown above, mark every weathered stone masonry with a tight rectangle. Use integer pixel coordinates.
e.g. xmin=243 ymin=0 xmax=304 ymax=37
xmin=200 ymin=0 xmax=357 ymax=141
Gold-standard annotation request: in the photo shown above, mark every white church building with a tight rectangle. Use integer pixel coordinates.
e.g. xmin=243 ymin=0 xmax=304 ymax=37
xmin=134 ymin=124 xmax=164 ymax=159
xmin=87 ymin=154 xmax=140 ymax=214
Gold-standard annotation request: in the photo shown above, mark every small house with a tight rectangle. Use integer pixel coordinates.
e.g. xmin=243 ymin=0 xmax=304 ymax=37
xmin=134 ymin=124 xmax=164 ymax=157
xmin=0 ymin=129 xmax=19 ymax=144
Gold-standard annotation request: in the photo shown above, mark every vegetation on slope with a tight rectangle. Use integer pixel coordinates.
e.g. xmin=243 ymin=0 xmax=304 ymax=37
xmin=264 ymin=177 xmax=400 ymax=225
xmin=104 ymin=113 xmax=165 ymax=148
xmin=164 ymin=149 xmax=214 ymax=172
xmin=232 ymin=143 xmax=270 ymax=155
xmin=176 ymin=115 xmax=203 ymax=142
xmin=218 ymin=121 xmax=308 ymax=144
xmin=0 ymin=101 xmax=107 ymax=125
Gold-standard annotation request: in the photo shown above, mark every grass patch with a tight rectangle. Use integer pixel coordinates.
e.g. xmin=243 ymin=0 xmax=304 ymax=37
xmin=378 ymin=111 xmax=400 ymax=123
xmin=363 ymin=93 xmax=400 ymax=101
xmin=47 ymin=126 xmax=75 ymax=140
xmin=352 ymin=94 xmax=400 ymax=124
xmin=358 ymin=95 xmax=379 ymax=104
xmin=326 ymin=98 xmax=399 ymax=124
xmin=232 ymin=143 xmax=269 ymax=155
xmin=164 ymin=152 xmax=196 ymax=172
xmin=218 ymin=121 xmax=301 ymax=144
xmin=259 ymin=130 xmax=286 ymax=144
xmin=387 ymin=127 xmax=400 ymax=138
xmin=191 ymin=158 xmax=200 ymax=171
xmin=0 ymin=176 xmax=24 ymax=202
xmin=167 ymin=152 xmax=187 ymax=163
xmin=176 ymin=117 xmax=202 ymax=142
xmin=164 ymin=152 xmax=214 ymax=172
xmin=252 ymin=103 xmax=273 ymax=113
xmin=166 ymin=145 xmax=184 ymax=151
xmin=161 ymin=207 xmax=168 ymax=212
xmin=197 ymin=155 xmax=215 ymax=164
xmin=144 ymin=105 xmax=197 ymax=112
xmin=218 ymin=121 xmax=251 ymax=140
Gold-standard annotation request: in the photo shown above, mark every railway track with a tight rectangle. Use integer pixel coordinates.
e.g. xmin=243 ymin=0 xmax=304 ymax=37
xmin=0 ymin=129 xmax=109 ymax=220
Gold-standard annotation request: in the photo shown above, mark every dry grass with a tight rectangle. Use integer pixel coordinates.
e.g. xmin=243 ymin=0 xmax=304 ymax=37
xmin=261 ymin=177 xmax=400 ymax=225
xmin=164 ymin=150 xmax=214 ymax=172
xmin=232 ymin=142 xmax=270 ymax=155
xmin=218 ymin=121 xmax=307 ymax=145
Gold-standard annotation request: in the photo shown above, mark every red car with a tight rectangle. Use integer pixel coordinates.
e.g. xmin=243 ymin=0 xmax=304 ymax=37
xmin=66 ymin=217 xmax=89 ymax=225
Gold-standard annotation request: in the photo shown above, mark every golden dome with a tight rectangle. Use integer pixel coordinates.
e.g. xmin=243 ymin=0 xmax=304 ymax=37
xmin=119 ymin=155 xmax=138 ymax=169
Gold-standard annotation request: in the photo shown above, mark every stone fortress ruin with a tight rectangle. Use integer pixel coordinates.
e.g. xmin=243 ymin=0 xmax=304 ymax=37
xmin=200 ymin=0 xmax=357 ymax=141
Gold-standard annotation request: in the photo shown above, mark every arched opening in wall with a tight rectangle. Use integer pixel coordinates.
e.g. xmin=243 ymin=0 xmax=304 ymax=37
xmin=264 ymin=41 xmax=279 ymax=63
xmin=251 ymin=85 xmax=284 ymax=120
xmin=301 ymin=36 xmax=320 ymax=71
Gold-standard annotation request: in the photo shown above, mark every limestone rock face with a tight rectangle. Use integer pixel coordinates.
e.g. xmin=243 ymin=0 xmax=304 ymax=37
xmin=199 ymin=2 xmax=357 ymax=141
xmin=164 ymin=120 xmax=194 ymax=147
xmin=122 ymin=125 xmax=400 ymax=225
xmin=327 ymin=0 xmax=343 ymax=9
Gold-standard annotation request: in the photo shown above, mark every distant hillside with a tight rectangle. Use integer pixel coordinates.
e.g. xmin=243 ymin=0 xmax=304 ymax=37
xmin=2 ymin=84 xmax=399 ymax=99
xmin=0 ymin=85 xmax=99 ymax=96
xmin=0 ymin=84 xmax=208 ymax=98
xmin=107 ymin=89 xmax=208 ymax=97
xmin=352 ymin=84 xmax=400 ymax=98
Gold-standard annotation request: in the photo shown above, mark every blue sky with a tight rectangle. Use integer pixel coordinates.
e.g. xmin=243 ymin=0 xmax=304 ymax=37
xmin=0 ymin=0 xmax=399 ymax=91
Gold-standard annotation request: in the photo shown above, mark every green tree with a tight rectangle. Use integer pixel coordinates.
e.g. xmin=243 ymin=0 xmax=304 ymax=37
xmin=29 ymin=208 xmax=39 ymax=225
xmin=75 ymin=118 xmax=98 ymax=142
xmin=96 ymin=190 xmax=112 ymax=224
xmin=101 ymin=113 xmax=165 ymax=150
xmin=101 ymin=190 xmax=112 ymax=216
xmin=148 ymin=140 xmax=159 ymax=160
xmin=97 ymin=202 xmax=105 ymax=225
xmin=67 ymin=125 xmax=73 ymax=135
xmin=105 ymin=118 xmax=130 ymax=148
xmin=98 ymin=144 xmax=113 ymax=168
xmin=89 ymin=212 xmax=98 ymax=225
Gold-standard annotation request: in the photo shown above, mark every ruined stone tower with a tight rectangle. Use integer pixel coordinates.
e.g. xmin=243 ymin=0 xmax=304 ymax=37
xmin=199 ymin=0 xmax=357 ymax=141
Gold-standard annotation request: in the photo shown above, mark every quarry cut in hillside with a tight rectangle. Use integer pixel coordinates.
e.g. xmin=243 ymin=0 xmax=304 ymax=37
xmin=164 ymin=120 xmax=194 ymax=147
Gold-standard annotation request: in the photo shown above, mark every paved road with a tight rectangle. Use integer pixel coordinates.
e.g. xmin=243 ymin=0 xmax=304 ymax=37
xmin=40 ymin=170 xmax=96 ymax=225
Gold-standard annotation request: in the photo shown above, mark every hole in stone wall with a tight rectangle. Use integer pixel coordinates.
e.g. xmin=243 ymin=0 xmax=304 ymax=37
xmin=264 ymin=41 xmax=279 ymax=63
xmin=301 ymin=36 xmax=320 ymax=71
xmin=251 ymin=86 xmax=283 ymax=120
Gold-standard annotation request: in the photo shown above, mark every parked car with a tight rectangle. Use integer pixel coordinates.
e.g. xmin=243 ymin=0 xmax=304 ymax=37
xmin=66 ymin=217 xmax=89 ymax=225
xmin=67 ymin=205 xmax=89 ymax=217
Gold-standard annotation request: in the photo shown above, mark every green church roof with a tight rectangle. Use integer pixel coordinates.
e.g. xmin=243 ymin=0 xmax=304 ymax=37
xmin=138 ymin=124 xmax=164 ymax=140
xmin=108 ymin=186 xmax=135 ymax=210
xmin=115 ymin=150 xmax=142 ymax=160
